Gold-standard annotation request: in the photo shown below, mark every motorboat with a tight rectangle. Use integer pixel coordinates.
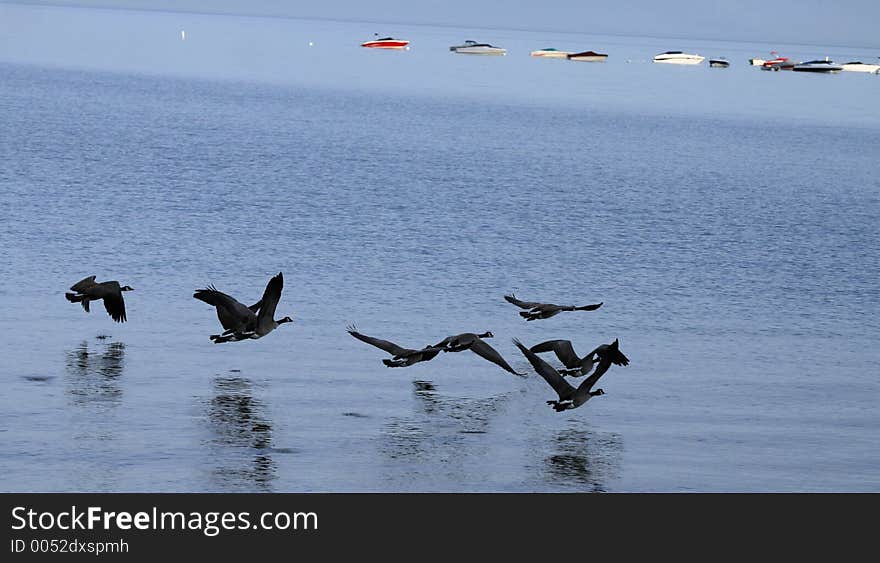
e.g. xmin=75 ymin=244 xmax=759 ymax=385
xmin=449 ymin=40 xmax=507 ymax=55
xmin=841 ymin=61 xmax=880 ymax=73
xmin=653 ymin=51 xmax=705 ymax=64
xmin=530 ymin=48 xmax=571 ymax=58
xmin=567 ymin=50 xmax=608 ymax=62
xmin=709 ymin=58 xmax=729 ymax=68
xmin=361 ymin=35 xmax=410 ymax=49
xmin=749 ymin=58 xmax=766 ymax=66
xmin=792 ymin=57 xmax=843 ymax=73
xmin=760 ymin=54 xmax=795 ymax=71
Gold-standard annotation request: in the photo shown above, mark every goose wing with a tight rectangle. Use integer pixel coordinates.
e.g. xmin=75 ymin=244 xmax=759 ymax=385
xmin=193 ymin=286 xmax=256 ymax=331
xmin=558 ymin=302 xmax=603 ymax=312
xmin=256 ymin=272 xmax=284 ymax=331
xmin=432 ymin=335 xmax=454 ymax=349
xmin=530 ymin=339 xmax=581 ymax=369
xmin=578 ymin=339 xmax=628 ymax=392
xmin=95 ymin=281 xmax=127 ymax=323
xmin=513 ymin=339 xmax=574 ymax=396
xmin=588 ymin=339 xmax=630 ymax=367
xmin=578 ymin=357 xmax=613 ymax=394
xmin=70 ymin=275 xmax=97 ymax=292
xmin=346 ymin=326 xmax=413 ymax=357
xmin=470 ymin=338 xmax=526 ymax=376
xmin=504 ymin=293 xmax=543 ymax=310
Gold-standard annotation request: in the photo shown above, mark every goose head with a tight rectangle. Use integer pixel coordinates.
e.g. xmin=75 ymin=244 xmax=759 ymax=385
xmin=479 ymin=331 xmax=494 ymax=339
xmin=591 ymin=388 xmax=605 ymax=397
xmin=277 ymin=316 xmax=293 ymax=324
xmin=121 ymin=285 xmax=134 ymax=291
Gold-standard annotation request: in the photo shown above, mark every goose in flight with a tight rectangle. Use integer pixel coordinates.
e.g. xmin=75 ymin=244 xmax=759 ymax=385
xmin=193 ymin=284 xmax=263 ymax=341
xmin=531 ymin=337 xmax=629 ymax=379
xmin=433 ymin=332 xmax=525 ymax=376
xmin=530 ymin=339 xmax=599 ymax=377
xmin=346 ymin=325 xmax=445 ymax=367
xmin=513 ymin=338 xmax=615 ymax=411
xmin=195 ymin=272 xmax=292 ymax=343
xmin=503 ymin=293 xmax=603 ymax=321
xmin=65 ymin=276 xmax=133 ymax=323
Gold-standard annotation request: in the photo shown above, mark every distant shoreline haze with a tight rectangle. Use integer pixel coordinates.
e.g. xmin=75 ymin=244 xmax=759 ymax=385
xmin=3 ymin=0 xmax=880 ymax=50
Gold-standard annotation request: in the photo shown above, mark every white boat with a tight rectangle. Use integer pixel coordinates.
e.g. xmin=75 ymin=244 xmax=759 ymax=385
xmin=653 ymin=51 xmax=705 ymax=65
xmin=749 ymin=58 xmax=766 ymax=66
xmin=841 ymin=61 xmax=880 ymax=73
xmin=450 ymin=40 xmax=507 ymax=56
xmin=530 ymin=48 xmax=571 ymax=58
xmin=792 ymin=58 xmax=843 ymax=73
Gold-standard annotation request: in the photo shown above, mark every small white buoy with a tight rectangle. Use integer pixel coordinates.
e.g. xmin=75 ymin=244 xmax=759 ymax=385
xmin=308 ymin=41 xmax=314 ymax=47
xmin=181 ymin=30 xmax=186 ymax=41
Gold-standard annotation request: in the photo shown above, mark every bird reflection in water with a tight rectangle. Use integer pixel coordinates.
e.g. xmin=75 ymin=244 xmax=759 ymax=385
xmin=543 ymin=427 xmax=623 ymax=492
xmin=205 ymin=376 xmax=276 ymax=491
xmin=381 ymin=380 xmax=512 ymax=465
xmin=65 ymin=339 xmax=125 ymax=406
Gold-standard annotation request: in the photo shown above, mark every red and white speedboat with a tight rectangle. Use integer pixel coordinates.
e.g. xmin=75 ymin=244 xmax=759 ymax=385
xmin=361 ymin=35 xmax=410 ymax=49
xmin=760 ymin=52 xmax=793 ymax=71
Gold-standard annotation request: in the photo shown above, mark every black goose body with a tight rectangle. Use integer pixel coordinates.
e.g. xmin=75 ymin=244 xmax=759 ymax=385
xmin=513 ymin=338 xmax=614 ymax=411
xmin=504 ymin=293 xmax=603 ymax=321
xmin=193 ymin=285 xmax=261 ymax=337
xmin=433 ymin=331 xmax=525 ymax=376
xmin=65 ymin=275 xmax=133 ymax=323
xmin=347 ymin=326 xmax=444 ymax=367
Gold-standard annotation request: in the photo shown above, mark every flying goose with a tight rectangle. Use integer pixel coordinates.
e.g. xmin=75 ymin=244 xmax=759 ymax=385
xmin=346 ymin=325 xmax=445 ymax=367
xmin=65 ymin=275 xmax=133 ymax=323
xmin=513 ymin=338 xmax=615 ymax=411
xmin=503 ymin=293 xmax=603 ymax=321
xmin=433 ymin=332 xmax=525 ymax=376
xmin=196 ymin=272 xmax=292 ymax=343
xmin=193 ymin=284 xmax=263 ymax=341
xmin=530 ymin=339 xmax=599 ymax=377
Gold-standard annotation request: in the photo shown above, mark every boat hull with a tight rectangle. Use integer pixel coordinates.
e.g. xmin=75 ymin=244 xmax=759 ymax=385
xmin=453 ymin=47 xmax=507 ymax=55
xmin=653 ymin=54 xmax=705 ymax=65
xmin=567 ymin=51 xmax=608 ymax=62
xmin=361 ymin=40 xmax=409 ymax=49
xmin=792 ymin=66 xmax=842 ymax=73
xmin=531 ymin=50 xmax=571 ymax=58
xmin=841 ymin=63 xmax=880 ymax=73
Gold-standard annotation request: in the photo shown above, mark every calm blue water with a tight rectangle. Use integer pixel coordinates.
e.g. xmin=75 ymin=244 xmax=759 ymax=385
xmin=1 ymin=4 xmax=878 ymax=492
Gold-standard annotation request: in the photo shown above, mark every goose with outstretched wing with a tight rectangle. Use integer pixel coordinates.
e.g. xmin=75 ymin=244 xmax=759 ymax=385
xmin=347 ymin=325 xmax=444 ymax=367
xmin=66 ymin=275 xmax=134 ymax=323
xmin=504 ymin=293 xmax=602 ymax=321
xmin=514 ymin=338 xmax=625 ymax=411
xmin=434 ymin=331 xmax=525 ymax=376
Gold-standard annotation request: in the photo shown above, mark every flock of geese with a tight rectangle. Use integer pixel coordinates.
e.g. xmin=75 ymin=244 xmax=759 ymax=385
xmin=65 ymin=273 xmax=630 ymax=412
